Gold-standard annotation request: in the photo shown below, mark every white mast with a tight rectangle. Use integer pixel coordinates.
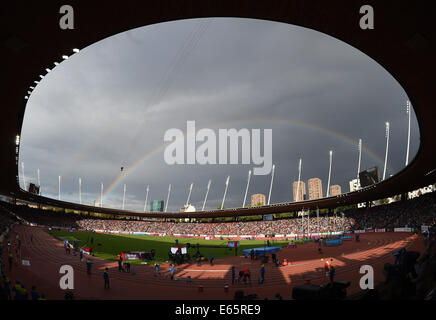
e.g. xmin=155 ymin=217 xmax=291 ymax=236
xmin=37 ymin=168 xmax=41 ymax=195
xmin=383 ymin=122 xmax=390 ymax=180
xmin=122 ymin=184 xmax=126 ymax=210
xmin=100 ymin=182 xmax=104 ymax=208
xmin=242 ymin=170 xmax=252 ymax=208
xmin=357 ymin=139 xmax=362 ymax=184
xmin=326 ymin=150 xmax=333 ymax=197
xmin=185 ymin=183 xmax=194 ymax=207
xmin=267 ymin=165 xmax=275 ymax=205
xmin=58 ymin=175 xmax=61 ymax=200
xmin=21 ymin=162 xmax=26 ymax=190
xmin=295 ymin=159 xmax=302 ymax=202
xmin=202 ymin=179 xmax=211 ymax=211
xmin=405 ymin=101 xmax=411 ymax=166
xmin=79 ymin=177 xmax=82 ymax=204
xmin=165 ymin=184 xmax=171 ymax=212
xmin=220 ymin=176 xmax=230 ymax=209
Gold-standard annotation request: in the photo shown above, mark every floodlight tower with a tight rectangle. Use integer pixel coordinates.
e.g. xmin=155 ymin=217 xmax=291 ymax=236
xmin=383 ymin=122 xmax=390 ymax=180
xmin=242 ymin=170 xmax=252 ymax=208
xmin=58 ymin=175 xmax=61 ymax=200
xmin=357 ymin=139 xmax=362 ymax=185
xmin=185 ymin=183 xmax=194 ymax=207
xmin=317 ymin=207 xmax=320 ymax=234
xmin=295 ymin=159 xmax=302 ymax=202
xmin=122 ymin=184 xmax=126 ymax=210
xmin=267 ymin=165 xmax=275 ymax=205
xmin=326 ymin=150 xmax=333 ymax=197
xmin=37 ymin=168 xmax=41 ymax=195
xmin=21 ymin=162 xmax=26 ymax=191
xmin=100 ymin=182 xmax=104 ymax=208
xmin=220 ymin=176 xmax=230 ymax=209
xmin=406 ymin=101 xmax=411 ymax=166
xmin=143 ymin=185 xmax=149 ymax=212
xmin=165 ymin=184 xmax=171 ymax=212
xmin=79 ymin=178 xmax=82 ymax=204
xmin=202 ymin=180 xmax=211 ymax=211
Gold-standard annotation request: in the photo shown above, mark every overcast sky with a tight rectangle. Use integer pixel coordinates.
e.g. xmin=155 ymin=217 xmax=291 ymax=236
xmin=19 ymin=18 xmax=418 ymax=212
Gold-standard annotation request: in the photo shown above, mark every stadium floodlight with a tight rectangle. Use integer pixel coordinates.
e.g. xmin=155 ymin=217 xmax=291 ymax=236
xmin=54 ymin=62 xmax=60 ymax=66
xmin=34 ymin=81 xmax=39 ymax=84
xmin=39 ymin=75 xmax=44 ymax=79
xmin=185 ymin=183 xmax=194 ymax=207
xmin=317 ymin=207 xmax=320 ymax=234
xmin=267 ymin=165 xmax=275 ymax=205
xmin=73 ymin=48 xmax=80 ymax=53
xmin=100 ymin=182 xmax=104 ymax=208
xmin=45 ymin=68 xmax=51 ymax=73
xmin=357 ymin=139 xmax=362 ymax=187
xmin=383 ymin=122 xmax=390 ymax=180
xmin=295 ymin=159 xmax=302 ymax=202
xmin=58 ymin=175 xmax=61 ymax=200
xmin=242 ymin=170 xmax=252 ymax=208
xmin=79 ymin=178 xmax=82 ymax=204
xmin=62 ymin=55 xmax=69 ymax=60
xmin=220 ymin=176 xmax=230 ymax=210
xmin=24 ymin=96 xmax=28 ymax=100
xmin=37 ymin=168 xmax=40 ymax=194
xmin=202 ymin=179 xmax=211 ymax=211
xmin=15 ymin=135 xmax=20 ymax=146
xmin=143 ymin=185 xmax=149 ymax=212
xmin=406 ymin=101 xmax=411 ymax=166
xmin=326 ymin=150 xmax=333 ymax=197
xmin=21 ymin=162 xmax=26 ymax=191
xmin=27 ymin=91 xmax=31 ymax=95
xmin=29 ymin=86 xmax=35 ymax=90
xmin=165 ymin=184 xmax=171 ymax=212
xmin=122 ymin=184 xmax=126 ymax=210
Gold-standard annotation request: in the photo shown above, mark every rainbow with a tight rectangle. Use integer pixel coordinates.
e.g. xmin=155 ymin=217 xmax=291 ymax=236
xmin=100 ymin=117 xmax=393 ymax=203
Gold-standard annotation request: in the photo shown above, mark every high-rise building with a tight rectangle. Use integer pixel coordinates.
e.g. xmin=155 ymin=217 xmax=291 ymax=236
xmin=180 ymin=204 xmax=196 ymax=212
xmin=292 ymin=181 xmax=306 ymax=202
xmin=150 ymin=200 xmax=164 ymax=212
xmin=349 ymin=179 xmax=365 ymax=208
xmin=349 ymin=178 xmax=360 ymax=192
xmin=329 ymin=185 xmax=342 ymax=196
xmin=308 ymin=178 xmax=323 ymax=200
xmin=251 ymin=193 xmax=266 ymax=206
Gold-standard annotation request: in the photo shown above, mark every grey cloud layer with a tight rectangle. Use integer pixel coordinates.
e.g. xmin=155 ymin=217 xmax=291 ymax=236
xmin=19 ymin=18 xmax=418 ymax=211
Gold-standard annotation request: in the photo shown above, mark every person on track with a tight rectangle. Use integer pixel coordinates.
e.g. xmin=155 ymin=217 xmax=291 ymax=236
xmin=329 ymin=265 xmax=336 ymax=283
xmin=260 ymin=264 xmax=265 ymax=283
xmin=117 ymin=254 xmax=123 ymax=272
xmin=103 ymin=268 xmax=110 ymax=289
xmin=86 ymin=258 xmax=93 ymax=275
xmin=170 ymin=264 xmax=175 ymax=280
xmin=8 ymin=253 xmax=13 ymax=272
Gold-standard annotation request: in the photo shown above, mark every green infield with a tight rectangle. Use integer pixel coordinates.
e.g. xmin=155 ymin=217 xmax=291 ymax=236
xmin=46 ymin=230 xmax=291 ymax=264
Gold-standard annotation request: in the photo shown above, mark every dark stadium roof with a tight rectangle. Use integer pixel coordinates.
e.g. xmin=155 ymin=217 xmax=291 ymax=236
xmin=1 ymin=1 xmax=435 ymax=218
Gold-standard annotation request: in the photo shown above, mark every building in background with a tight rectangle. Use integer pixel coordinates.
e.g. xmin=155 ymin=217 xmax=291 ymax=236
xmin=180 ymin=204 xmax=196 ymax=212
xmin=308 ymin=178 xmax=323 ymax=200
xmin=349 ymin=178 xmax=360 ymax=192
xmin=150 ymin=200 xmax=164 ymax=212
xmin=251 ymin=193 xmax=266 ymax=206
xmin=292 ymin=181 xmax=306 ymax=202
xmin=408 ymin=184 xmax=436 ymax=199
xmin=329 ymin=185 xmax=342 ymax=196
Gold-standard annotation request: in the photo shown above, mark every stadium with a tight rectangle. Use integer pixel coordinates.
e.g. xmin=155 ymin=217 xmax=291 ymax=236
xmin=1 ymin=1 xmax=436 ymax=304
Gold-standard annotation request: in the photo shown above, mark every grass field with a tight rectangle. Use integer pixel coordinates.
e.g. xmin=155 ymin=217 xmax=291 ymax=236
xmin=46 ymin=230 xmax=291 ymax=264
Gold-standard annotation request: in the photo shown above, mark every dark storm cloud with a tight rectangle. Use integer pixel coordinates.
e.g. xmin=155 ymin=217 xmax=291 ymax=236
xmin=19 ymin=18 xmax=419 ymax=212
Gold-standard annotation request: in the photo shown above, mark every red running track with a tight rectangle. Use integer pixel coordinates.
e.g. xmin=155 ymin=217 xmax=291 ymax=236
xmin=2 ymin=225 xmax=424 ymax=300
